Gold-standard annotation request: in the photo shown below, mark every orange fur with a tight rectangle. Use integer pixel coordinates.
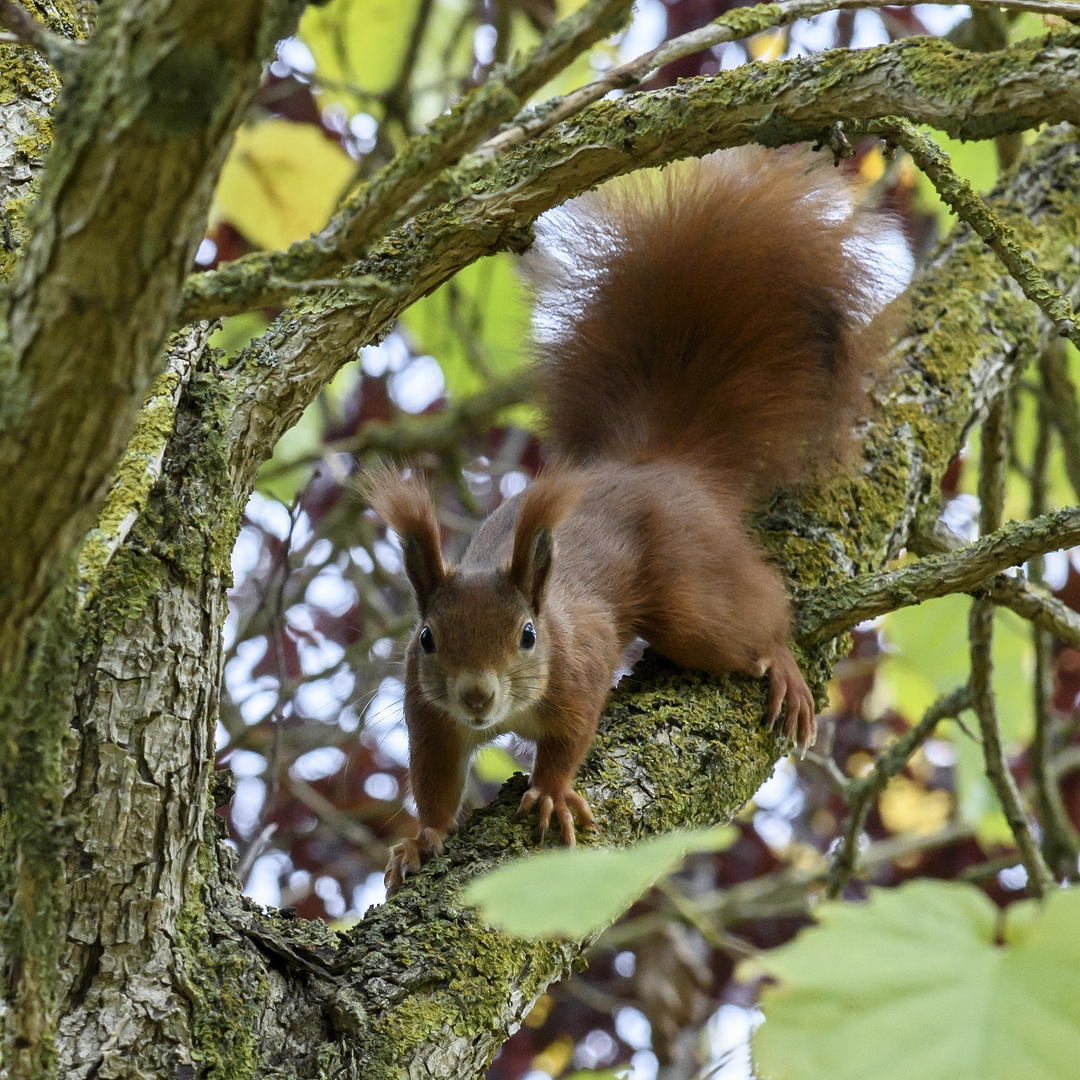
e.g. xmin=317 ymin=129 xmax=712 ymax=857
xmin=523 ymin=146 xmax=893 ymax=497
xmin=376 ymin=148 xmax=901 ymax=891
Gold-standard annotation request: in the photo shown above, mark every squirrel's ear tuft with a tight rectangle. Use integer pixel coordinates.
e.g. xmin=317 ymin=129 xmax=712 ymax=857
xmin=509 ymin=469 xmax=585 ymax=612
xmin=362 ymin=466 xmax=445 ymax=613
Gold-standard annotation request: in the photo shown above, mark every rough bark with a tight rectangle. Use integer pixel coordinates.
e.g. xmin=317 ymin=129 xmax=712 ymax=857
xmin=0 ymin=1 xmax=303 ymax=1076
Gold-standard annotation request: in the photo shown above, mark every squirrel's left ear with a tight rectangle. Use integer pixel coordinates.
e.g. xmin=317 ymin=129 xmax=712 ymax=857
xmin=509 ymin=470 xmax=586 ymax=613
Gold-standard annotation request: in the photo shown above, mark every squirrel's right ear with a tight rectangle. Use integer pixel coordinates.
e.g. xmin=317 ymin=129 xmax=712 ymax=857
xmin=509 ymin=470 xmax=586 ymax=613
xmin=362 ymin=468 xmax=445 ymax=613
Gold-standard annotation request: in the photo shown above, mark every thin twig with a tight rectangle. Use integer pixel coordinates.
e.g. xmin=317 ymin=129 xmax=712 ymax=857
xmin=883 ymin=120 xmax=1080 ymax=354
xmin=970 ymin=394 xmax=1055 ymax=896
xmin=236 ymin=823 xmax=278 ymax=885
xmin=1040 ymin=339 xmax=1080 ymax=501
xmin=471 ymin=0 xmax=1080 ymax=162
xmin=826 ymin=685 xmax=972 ymax=898
xmin=655 ymin=880 xmax=757 ymax=959
xmin=987 ymin=575 xmax=1080 ymax=650
xmin=257 ymin=371 xmax=533 ymax=481
xmin=800 ymin=507 xmax=1080 ymax=642
xmin=1026 ymin=371 xmax=1080 ymax=876
xmin=382 ymin=0 xmax=435 ymax=126
xmin=0 ymin=0 xmax=81 ymax=69
xmin=287 ymin=777 xmax=388 ymax=862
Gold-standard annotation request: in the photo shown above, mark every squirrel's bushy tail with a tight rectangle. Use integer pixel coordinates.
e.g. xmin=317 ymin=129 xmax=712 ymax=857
xmin=522 ymin=147 xmax=903 ymax=498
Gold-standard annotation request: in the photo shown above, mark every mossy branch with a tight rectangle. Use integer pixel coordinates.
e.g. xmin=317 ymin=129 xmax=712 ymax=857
xmin=883 ymin=119 xmax=1080 ymax=352
xmin=181 ymin=28 xmax=1080 ymax=322
xmin=473 ymin=0 xmax=1080 ymax=162
xmin=799 ymin=506 xmax=1080 ymax=643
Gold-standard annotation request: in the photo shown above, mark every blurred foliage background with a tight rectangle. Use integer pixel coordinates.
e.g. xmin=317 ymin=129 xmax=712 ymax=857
xmin=202 ymin=2 xmax=1080 ymax=1078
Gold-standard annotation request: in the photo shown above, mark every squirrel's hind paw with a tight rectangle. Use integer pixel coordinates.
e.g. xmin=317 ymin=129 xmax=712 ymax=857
xmin=518 ymin=785 xmax=598 ymax=847
xmin=763 ymin=647 xmax=817 ymax=753
xmin=384 ymin=827 xmax=445 ymax=894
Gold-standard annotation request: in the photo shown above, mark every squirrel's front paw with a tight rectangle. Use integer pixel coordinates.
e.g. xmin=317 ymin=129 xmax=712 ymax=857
xmin=384 ymin=826 xmax=445 ymax=893
xmin=517 ymin=784 xmax=598 ymax=847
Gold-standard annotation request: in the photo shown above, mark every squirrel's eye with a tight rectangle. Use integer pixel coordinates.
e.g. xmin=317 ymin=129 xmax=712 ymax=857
xmin=419 ymin=626 xmax=435 ymax=654
xmin=520 ymin=622 xmax=536 ymax=650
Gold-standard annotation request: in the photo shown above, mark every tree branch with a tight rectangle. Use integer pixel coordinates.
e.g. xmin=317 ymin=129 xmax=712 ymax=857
xmin=884 ymin=119 xmax=1080 ymax=352
xmin=800 ymin=507 xmax=1080 ymax=643
xmin=179 ymin=0 xmax=636 ymax=322
xmin=970 ymin=394 xmax=1055 ymax=895
xmin=826 ymin=686 xmax=972 ymax=898
xmin=181 ymin=28 xmax=1080 ymax=322
xmin=472 ymin=0 xmax=1080 ymax=163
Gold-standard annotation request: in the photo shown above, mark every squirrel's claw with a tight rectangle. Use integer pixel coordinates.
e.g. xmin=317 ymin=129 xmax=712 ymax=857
xmin=761 ymin=648 xmax=817 ymax=755
xmin=518 ymin=785 xmax=597 ymax=846
xmin=384 ymin=827 xmax=445 ymax=894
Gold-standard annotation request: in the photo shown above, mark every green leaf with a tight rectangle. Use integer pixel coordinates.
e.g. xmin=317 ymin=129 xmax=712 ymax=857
xmin=879 ymin=594 xmax=1033 ymax=744
xmin=875 ymin=593 xmax=1034 ymax=840
xmin=300 ymin=0 xmax=422 ymax=103
xmin=400 ymin=253 xmax=531 ymax=398
xmin=754 ymin=881 xmax=1080 ymax=1080
xmin=464 ymin=826 xmax=736 ymax=939
xmin=212 ymin=119 xmax=356 ymax=252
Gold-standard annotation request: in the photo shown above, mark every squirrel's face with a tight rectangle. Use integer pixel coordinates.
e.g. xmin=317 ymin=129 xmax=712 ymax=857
xmin=409 ymin=571 xmax=551 ymax=731
xmin=366 ymin=466 xmax=581 ymax=732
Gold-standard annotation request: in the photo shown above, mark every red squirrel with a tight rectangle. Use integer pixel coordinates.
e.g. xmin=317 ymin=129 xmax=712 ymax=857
xmin=369 ymin=147 xmax=894 ymax=890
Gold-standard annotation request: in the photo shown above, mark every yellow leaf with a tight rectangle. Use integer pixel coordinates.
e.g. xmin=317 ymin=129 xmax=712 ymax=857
xmin=859 ymin=146 xmax=885 ymax=183
xmin=212 ymin=119 xmax=355 ymax=252
xmin=878 ymin=774 xmax=951 ymax=836
xmin=748 ymin=29 xmax=784 ymax=62
xmin=533 ymin=1034 xmax=574 ymax=1076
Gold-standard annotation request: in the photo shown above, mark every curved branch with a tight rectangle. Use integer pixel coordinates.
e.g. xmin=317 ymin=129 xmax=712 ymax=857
xmin=799 ymin=507 xmax=1080 ymax=642
xmin=988 ymin=575 xmax=1080 ymax=649
xmin=181 ymin=28 xmax=1080 ymax=321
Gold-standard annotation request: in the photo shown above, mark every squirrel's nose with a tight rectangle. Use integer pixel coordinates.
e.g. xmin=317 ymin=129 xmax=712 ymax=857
xmin=459 ymin=684 xmax=495 ymax=713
